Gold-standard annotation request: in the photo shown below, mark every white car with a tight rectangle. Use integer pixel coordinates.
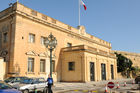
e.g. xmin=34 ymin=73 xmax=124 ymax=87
xmin=13 ymin=78 xmax=48 ymax=93
xmin=4 ymin=77 xmax=28 ymax=86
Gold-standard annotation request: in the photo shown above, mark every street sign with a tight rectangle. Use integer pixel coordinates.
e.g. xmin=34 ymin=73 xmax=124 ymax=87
xmin=108 ymin=82 xmax=115 ymax=89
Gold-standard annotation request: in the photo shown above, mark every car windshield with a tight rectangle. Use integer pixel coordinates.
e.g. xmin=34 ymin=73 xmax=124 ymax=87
xmin=4 ymin=77 xmax=15 ymax=83
xmin=4 ymin=77 xmax=28 ymax=83
xmin=0 ymin=82 xmax=12 ymax=89
xmin=21 ymin=79 xmax=33 ymax=84
xmin=18 ymin=77 xmax=28 ymax=82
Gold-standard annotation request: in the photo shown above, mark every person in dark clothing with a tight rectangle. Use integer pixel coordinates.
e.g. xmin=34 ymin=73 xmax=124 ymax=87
xmin=47 ymin=74 xmax=53 ymax=93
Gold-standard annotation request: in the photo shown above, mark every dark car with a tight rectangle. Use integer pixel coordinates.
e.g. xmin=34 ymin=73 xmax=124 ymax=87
xmin=4 ymin=77 xmax=28 ymax=86
xmin=0 ymin=81 xmax=22 ymax=93
xmin=13 ymin=77 xmax=48 ymax=93
xmin=135 ymin=75 xmax=140 ymax=84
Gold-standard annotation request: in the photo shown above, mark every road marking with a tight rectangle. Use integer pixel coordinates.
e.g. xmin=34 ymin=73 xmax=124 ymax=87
xmin=74 ymin=90 xmax=79 ymax=91
xmin=91 ymin=90 xmax=97 ymax=93
xmin=82 ymin=90 xmax=88 ymax=92
xmin=73 ymin=90 xmax=97 ymax=93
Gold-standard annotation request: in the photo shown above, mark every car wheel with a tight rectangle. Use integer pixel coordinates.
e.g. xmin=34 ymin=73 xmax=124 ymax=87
xmin=43 ymin=87 xmax=48 ymax=93
xmin=22 ymin=89 xmax=29 ymax=93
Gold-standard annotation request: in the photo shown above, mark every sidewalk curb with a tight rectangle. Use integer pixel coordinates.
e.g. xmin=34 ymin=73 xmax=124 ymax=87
xmin=52 ymin=78 xmax=134 ymax=93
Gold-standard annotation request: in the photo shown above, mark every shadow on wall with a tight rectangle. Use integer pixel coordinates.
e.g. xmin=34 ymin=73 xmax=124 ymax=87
xmin=118 ymin=71 xmax=138 ymax=79
xmin=55 ymin=49 xmax=62 ymax=82
xmin=118 ymin=72 xmax=128 ymax=79
xmin=13 ymin=63 xmax=21 ymax=76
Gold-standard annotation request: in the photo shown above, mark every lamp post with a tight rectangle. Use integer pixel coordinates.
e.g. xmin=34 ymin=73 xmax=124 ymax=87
xmin=45 ymin=33 xmax=57 ymax=78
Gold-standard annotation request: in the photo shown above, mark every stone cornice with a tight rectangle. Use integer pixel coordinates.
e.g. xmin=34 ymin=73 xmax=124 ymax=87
xmin=15 ymin=10 xmax=111 ymax=49
xmin=0 ymin=3 xmax=111 ymax=49
xmin=25 ymin=51 xmax=38 ymax=56
xmin=0 ymin=11 xmax=16 ymax=22
xmin=62 ymin=45 xmax=116 ymax=59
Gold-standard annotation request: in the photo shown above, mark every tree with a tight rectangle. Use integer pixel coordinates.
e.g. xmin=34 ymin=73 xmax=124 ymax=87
xmin=130 ymin=66 xmax=140 ymax=77
xmin=115 ymin=52 xmax=133 ymax=72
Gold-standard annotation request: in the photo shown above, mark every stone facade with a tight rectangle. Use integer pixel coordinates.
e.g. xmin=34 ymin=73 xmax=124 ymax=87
xmin=61 ymin=45 xmax=117 ymax=82
xmin=0 ymin=58 xmax=7 ymax=80
xmin=114 ymin=50 xmax=140 ymax=68
xmin=0 ymin=2 xmax=117 ymax=82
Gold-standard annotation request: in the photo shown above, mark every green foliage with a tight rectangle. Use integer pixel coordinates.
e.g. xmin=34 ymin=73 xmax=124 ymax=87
xmin=115 ymin=52 xmax=133 ymax=72
xmin=131 ymin=66 xmax=140 ymax=77
xmin=130 ymin=66 xmax=136 ymax=71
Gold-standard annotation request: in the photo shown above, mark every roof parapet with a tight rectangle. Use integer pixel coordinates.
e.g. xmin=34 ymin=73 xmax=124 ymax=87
xmin=0 ymin=2 xmax=111 ymax=48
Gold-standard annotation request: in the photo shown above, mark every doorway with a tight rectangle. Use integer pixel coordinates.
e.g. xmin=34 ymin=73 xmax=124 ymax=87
xmin=90 ymin=62 xmax=95 ymax=81
xmin=111 ymin=65 xmax=114 ymax=79
xmin=101 ymin=63 xmax=106 ymax=80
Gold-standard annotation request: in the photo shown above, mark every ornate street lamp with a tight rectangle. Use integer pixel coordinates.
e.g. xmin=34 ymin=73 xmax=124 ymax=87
xmin=45 ymin=33 xmax=57 ymax=77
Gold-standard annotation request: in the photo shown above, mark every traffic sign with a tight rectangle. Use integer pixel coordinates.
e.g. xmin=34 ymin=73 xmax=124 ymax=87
xmin=108 ymin=82 xmax=115 ymax=89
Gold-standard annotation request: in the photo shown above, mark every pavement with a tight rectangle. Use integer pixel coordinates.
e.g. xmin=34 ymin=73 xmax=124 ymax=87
xmin=52 ymin=79 xmax=140 ymax=93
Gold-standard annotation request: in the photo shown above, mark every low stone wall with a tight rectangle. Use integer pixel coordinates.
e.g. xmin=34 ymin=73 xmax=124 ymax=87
xmin=117 ymin=72 xmax=134 ymax=79
xmin=117 ymin=73 xmax=127 ymax=79
xmin=0 ymin=58 xmax=6 ymax=80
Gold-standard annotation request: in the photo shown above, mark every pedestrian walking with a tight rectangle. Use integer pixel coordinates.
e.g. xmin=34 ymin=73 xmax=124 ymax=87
xmin=47 ymin=74 xmax=53 ymax=93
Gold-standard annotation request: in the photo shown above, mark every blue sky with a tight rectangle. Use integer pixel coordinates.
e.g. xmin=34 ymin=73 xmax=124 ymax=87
xmin=1 ymin=0 xmax=140 ymax=53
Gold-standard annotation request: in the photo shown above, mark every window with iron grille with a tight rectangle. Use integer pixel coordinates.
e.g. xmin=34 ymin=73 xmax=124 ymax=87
xmin=29 ymin=33 xmax=35 ymax=43
xmin=68 ymin=62 xmax=75 ymax=71
xmin=3 ymin=32 xmax=8 ymax=43
xmin=40 ymin=59 xmax=46 ymax=72
xmin=28 ymin=58 xmax=34 ymax=72
xmin=40 ymin=36 xmax=45 ymax=45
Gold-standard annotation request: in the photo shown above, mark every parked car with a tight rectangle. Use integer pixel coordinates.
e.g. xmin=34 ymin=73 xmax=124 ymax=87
xmin=4 ymin=77 xmax=28 ymax=86
xmin=135 ymin=75 xmax=140 ymax=84
xmin=0 ymin=81 xmax=22 ymax=93
xmin=13 ymin=77 xmax=48 ymax=93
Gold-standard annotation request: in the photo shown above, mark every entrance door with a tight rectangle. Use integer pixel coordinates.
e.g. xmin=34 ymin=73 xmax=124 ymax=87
xmin=90 ymin=62 xmax=95 ymax=81
xmin=101 ymin=63 xmax=106 ymax=80
xmin=111 ymin=65 xmax=114 ymax=79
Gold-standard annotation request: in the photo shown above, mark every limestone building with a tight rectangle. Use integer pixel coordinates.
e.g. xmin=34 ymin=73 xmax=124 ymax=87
xmin=0 ymin=2 xmax=117 ymax=82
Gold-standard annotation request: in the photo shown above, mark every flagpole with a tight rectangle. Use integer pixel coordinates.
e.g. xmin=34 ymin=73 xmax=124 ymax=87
xmin=79 ymin=0 xmax=80 ymax=26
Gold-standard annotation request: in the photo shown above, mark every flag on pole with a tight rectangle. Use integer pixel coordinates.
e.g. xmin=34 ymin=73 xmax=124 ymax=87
xmin=80 ymin=0 xmax=87 ymax=10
